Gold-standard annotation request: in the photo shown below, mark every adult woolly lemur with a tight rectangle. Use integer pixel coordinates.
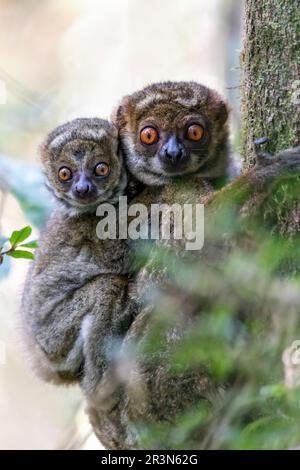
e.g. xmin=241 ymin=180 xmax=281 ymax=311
xmin=113 ymin=81 xmax=233 ymax=303
xmin=21 ymin=118 xmax=136 ymax=395
xmin=86 ymin=82 xmax=233 ymax=449
xmin=113 ymin=80 xmax=233 ymax=186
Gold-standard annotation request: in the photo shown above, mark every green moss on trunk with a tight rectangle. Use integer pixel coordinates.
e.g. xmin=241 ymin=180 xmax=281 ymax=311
xmin=241 ymin=0 xmax=300 ymax=168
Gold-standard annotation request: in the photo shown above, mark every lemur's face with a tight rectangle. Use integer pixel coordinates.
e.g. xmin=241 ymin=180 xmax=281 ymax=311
xmin=41 ymin=118 xmax=126 ymax=211
xmin=113 ymin=81 xmax=229 ymax=186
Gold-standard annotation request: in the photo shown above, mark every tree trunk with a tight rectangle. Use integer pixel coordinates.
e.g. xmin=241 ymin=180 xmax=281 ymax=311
xmin=242 ymin=0 xmax=300 ymax=167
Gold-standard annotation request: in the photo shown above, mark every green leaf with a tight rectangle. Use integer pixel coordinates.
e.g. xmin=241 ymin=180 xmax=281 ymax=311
xmin=9 ymin=226 xmax=32 ymax=247
xmin=6 ymin=250 xmax=35 ymax=260
xmin=19 ymin=240 xmax=39 ymax=249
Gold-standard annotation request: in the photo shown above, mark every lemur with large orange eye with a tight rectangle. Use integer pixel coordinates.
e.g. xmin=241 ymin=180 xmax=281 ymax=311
xmin=20 ymin=118 xmax=137 ymax=398
xmin=113 ymin=81 xmax=234 ymax=187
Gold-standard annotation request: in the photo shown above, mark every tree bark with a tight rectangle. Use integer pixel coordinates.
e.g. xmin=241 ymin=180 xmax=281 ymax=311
xmin=242 ymin=0 xmax=300 ymax=167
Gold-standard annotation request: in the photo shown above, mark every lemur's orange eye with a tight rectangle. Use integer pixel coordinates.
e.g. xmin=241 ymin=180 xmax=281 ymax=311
xmin=58 ymin=167 xmax=72 ymax=181
xmin=187 ymin=124 xmax=204 ymax=142
xmin=95 ymin=162 xmax=110 ymax=177
xmin=140 ymin=127 xmax=159 ymax=145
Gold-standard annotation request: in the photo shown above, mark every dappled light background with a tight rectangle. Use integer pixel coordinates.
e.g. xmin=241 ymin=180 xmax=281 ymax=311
xmin=0 ymin=0 xmax=243 ymax=449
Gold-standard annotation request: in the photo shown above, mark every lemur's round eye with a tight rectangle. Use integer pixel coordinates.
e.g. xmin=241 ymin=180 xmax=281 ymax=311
xmin=187 ymin=124 xmax=204 ymax=142
xmin=140 ymin=126 xmax=159 ymax=145
xmin=95 ymin=162 xmax=110 ymax=177
xmin=58 ymin=167 xmax=72 ymax=181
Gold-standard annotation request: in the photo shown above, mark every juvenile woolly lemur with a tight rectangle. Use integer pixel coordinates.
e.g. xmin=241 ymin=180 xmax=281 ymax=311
xmin=21 ymin=117 xmax=137 ymax=396
xmin=86 ymin=82 xmax=233 ymax=449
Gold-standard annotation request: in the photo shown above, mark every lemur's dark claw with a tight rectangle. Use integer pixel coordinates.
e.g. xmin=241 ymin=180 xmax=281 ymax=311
xmin=254 ymin=137 xmax=273 ymax=166
xmin=254 ymin=136 xmax=270 ymax=147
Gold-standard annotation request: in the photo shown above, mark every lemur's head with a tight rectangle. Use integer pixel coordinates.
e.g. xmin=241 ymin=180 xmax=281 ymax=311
xmin=41 ymin=118 xmax=127 ymax=213
xmin=113 ymin=81 xmax=229 ymax=185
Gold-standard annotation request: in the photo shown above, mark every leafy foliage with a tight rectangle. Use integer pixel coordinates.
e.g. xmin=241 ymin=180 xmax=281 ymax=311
xmin=9 ymin=226 xmax=33 ymax=247
xmin=0 ymin=155 xmax=49 ymax=277
xmin=131 ymin=173 xmax=300 ymax=450
xmin=0 ymin=226 xmax=38 ymax=266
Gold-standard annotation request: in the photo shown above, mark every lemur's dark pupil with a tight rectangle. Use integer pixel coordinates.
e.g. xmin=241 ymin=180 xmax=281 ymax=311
xmin=95 ymin=163 xmax=109 ymax=176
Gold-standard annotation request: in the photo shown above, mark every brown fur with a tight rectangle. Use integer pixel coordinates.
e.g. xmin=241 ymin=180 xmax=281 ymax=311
xmin=112 ymin=81 xmax=231 ymax=185
xmin=20 ymin=118 xmax=137 ymax=396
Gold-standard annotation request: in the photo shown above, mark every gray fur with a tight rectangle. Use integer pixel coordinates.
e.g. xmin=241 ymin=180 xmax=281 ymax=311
xmin=20 ymin=118 xmax=137 ymax=394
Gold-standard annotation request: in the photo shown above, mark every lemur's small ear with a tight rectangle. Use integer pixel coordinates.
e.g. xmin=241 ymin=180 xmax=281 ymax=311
xmin=217 ymin=99 xmax=229 ymax=126
xmin=208 ymin=90 xmax=229 ymax=126
xmin=111 ymin=95 xmax=132 ymax=130
xmin=39 ymin=135 xmax=53 ymax=167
